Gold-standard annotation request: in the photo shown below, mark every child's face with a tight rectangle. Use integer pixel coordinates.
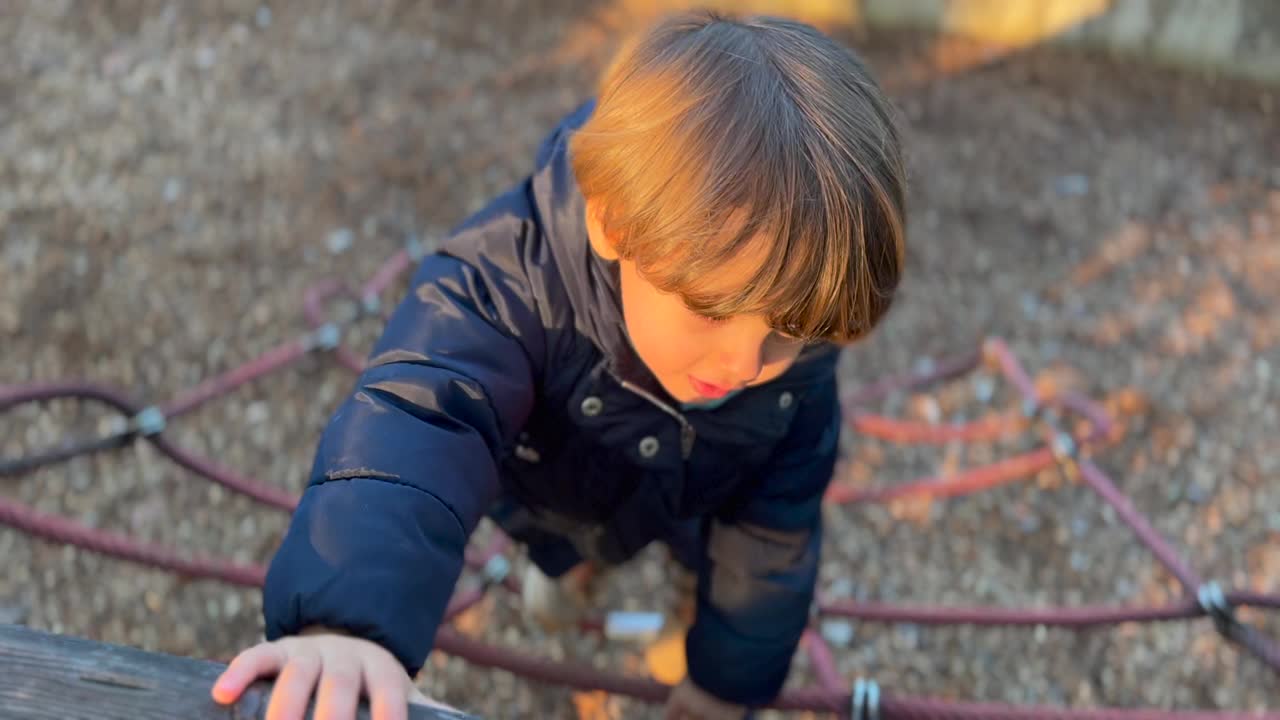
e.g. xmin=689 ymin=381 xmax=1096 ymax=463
xmin=617 ymin=257 xmax=806 ymax=403
xmin=587 ymin=202 xmax=806 ymax=403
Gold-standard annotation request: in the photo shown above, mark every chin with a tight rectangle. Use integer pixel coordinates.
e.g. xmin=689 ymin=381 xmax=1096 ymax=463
xmin=654 ymin=375 xmax=697 ymax=404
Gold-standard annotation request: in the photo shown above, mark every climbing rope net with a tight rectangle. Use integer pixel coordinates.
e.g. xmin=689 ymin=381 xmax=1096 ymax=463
xmin=3 ymin=238 xmax=1279 ymax=720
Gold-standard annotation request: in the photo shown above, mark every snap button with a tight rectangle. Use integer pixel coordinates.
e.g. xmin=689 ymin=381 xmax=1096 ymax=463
xmin=638 ymin=436 xmax=660 ymax=458
xmin=581 ymin=396 xmax=604 ymax=417
xmin=778 ymin=391 xmax=794 ymax=409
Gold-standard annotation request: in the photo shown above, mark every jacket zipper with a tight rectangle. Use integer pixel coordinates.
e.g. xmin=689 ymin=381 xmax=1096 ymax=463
xmin=619 ymin=379 xmax=696 ymax=459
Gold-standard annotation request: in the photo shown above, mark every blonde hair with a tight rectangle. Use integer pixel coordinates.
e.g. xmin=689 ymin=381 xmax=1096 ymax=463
xmin=570 ymin=10 xmax=906 ymax=344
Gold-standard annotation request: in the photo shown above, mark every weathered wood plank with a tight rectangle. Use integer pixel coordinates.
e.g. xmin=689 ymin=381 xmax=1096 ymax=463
xmin=0 ymin=624 xmax=474 ymax=720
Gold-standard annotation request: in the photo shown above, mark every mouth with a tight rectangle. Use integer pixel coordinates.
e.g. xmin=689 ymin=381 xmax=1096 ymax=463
xmin=688 ymin=376 xmax=734 ymax=400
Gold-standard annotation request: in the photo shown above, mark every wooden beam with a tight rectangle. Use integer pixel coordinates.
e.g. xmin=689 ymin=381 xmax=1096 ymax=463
xmin=0 ymin=623 xmax=474 ymax=719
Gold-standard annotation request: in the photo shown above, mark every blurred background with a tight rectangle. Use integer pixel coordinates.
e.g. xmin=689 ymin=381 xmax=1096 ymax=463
xmin=2 ymin=1 xmax=1278 ymax=717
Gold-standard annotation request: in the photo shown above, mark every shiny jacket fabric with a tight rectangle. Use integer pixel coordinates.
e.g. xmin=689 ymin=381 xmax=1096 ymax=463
xmin=262 ymin=102 xmax=841 ymax=706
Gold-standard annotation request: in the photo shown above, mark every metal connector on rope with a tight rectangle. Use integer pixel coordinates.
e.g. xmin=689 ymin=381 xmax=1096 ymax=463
xmin=304 ymin=322 xmax=343 ymax=352
xmin=852 ymin=678 xmax=880 ymax=720
xmin=1197 ymin=581 xmax=1238 ymax=637
xmin=129 ymin=406 xmax=167 ymax=437
xmin=405 ymin=233 xmax=427 ymax=263
xmin=481 ymin=554 xmax=510 ymax=586
xmin=1050 ymin=431 xmax=1079 ymax=463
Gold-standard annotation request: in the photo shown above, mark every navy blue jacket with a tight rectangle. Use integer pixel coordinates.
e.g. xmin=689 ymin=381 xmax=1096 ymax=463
xmin=263 ymin=102 xmax=841 ymax=706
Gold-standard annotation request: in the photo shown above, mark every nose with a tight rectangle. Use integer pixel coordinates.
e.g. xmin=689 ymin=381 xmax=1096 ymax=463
xmin=718 ymin=339 xmax=765 ymax=386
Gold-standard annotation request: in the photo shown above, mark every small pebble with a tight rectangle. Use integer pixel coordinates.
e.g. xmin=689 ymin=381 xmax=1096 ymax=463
xmin=895 ymin=623 xmax=920 ymax=649
xmin=1019 ymin=512 xmax=1041 ymax=534
xmin=1069 ymin=550 xmax=1089 ymax=572
xmin=1115 ymin=578 xmax=1135 ymax=599
xmin=826 ymin=577 xmax=855 ymax=599
xmin=1038 ymin=339 xmax=1061 ymax=360
xmin=255 ymin=6 xmax=273 ymax=28
xmin=912 ymin=356 xmax=936 ymax=377
xmin=1070 ymin=514 xmax=1090 ymax=538
xmin=1184 ymin=479 xmax=1213 ymax=504
xmin=163 ymin=177 xmax=182 ymax=203
xmin=326 ymin=227 xmax=354 ymax=254
xmin=195 ymin=47 xmax=217 ymax=69
xmin=819 ymin=619 xmax=854 ymax=647
xmin=245 ymin=401 xmax=269 ymax=425
xmin=918 ymin=396 xmax=941 ymax=424
xmin=972 ymin=375 xmax=996 ymax=404
xmin=1053 ymin=173 xmax=1090 ymax=196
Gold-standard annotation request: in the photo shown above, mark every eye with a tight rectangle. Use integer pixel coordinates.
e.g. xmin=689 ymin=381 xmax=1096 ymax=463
xmin=698 ymin=312 xmax=731 ymax=326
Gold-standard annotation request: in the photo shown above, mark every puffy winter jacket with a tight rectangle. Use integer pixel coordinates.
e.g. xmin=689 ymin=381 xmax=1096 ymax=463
xmin=262 ymin=101 xmax=841 ymax=706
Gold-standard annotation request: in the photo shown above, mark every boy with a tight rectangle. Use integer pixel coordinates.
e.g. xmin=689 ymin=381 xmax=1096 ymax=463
xmin=213 ymin=10 xmax=904 ymax=720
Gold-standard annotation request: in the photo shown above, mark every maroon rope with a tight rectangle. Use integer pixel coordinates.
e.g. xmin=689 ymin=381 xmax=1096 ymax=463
xmin=801 ymin=629 xmax=845 ymax=693
xmin=148 ymin=436 xmax=296 ymax=511
xmin=878 ymin=697 xmax=1280 ymax=720
xmin=840 ymin=348 xmax=982 ymax=411
xmin=826 ymin=446 xmax=1057 ymax=505
xmin=303 ymin=279 xmax=367 ymax=373
xmin=818 ymin=594 xmax=1280 ymax=627
xmin=0 ymin=495 xmax=265 ymax=587
xmin=161 ymin=336 xmax=313 ymax=419
xmin=1075 ymin=460 xmax=1201 ymax=596
xmin=850 ymin=410 xmax=1023 ymax=444
xmin=361 ymin=247 xmax=414 ymax=300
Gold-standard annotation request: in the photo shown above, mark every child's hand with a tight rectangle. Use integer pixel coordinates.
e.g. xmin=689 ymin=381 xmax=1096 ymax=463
xmin=664 ymin=679 xmax=746 ymax=720
xmin=211 ymin=628 xmax=446 ymax=720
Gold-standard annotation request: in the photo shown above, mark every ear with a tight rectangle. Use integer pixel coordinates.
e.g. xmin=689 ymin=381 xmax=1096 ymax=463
xmin=584 ymin=198 xmax=620 ymax=261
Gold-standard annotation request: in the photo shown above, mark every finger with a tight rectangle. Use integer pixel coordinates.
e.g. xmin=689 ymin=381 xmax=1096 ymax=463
xmin=362 ymin=654 xmax=409 ymax=720
xmin=265 ymin=652 xmax=323 ymax=720
xmin=314 ymin=654 xmax=362 ymax=720
xmin=212 ymin=643 xmax=286 ymax=704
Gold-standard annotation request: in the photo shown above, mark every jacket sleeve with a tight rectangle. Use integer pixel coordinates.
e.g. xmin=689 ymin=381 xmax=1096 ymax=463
xmin=262 ymin=214 xmax=545 ymax=676
xmin=685 ymin=370 xmax=840 ymax=706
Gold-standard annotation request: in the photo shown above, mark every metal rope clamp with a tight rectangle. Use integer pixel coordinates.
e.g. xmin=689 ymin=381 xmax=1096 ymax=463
xmin=129 ymin=406 xmax=167 ymax=437
xmin=481 ymin=554 xmax=510 ymax=586
xmin=305 ymin=322 xmax=343 ymax=352
xmin=851 ymin=677 xmax=880 ymax=720
xmin=1197 ymin=581 xmax=1238 ymax=637
xmin=1050 ymin=430 xmax=1079 ymax=464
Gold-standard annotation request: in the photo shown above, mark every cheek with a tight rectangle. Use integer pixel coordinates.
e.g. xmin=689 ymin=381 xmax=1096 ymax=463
xmin=619 ymin=267 xmax=702 ymax=371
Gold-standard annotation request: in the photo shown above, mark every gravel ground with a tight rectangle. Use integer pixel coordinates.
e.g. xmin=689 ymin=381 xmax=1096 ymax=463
xmin=2 ymin=2 xmax=1278 ymax=717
